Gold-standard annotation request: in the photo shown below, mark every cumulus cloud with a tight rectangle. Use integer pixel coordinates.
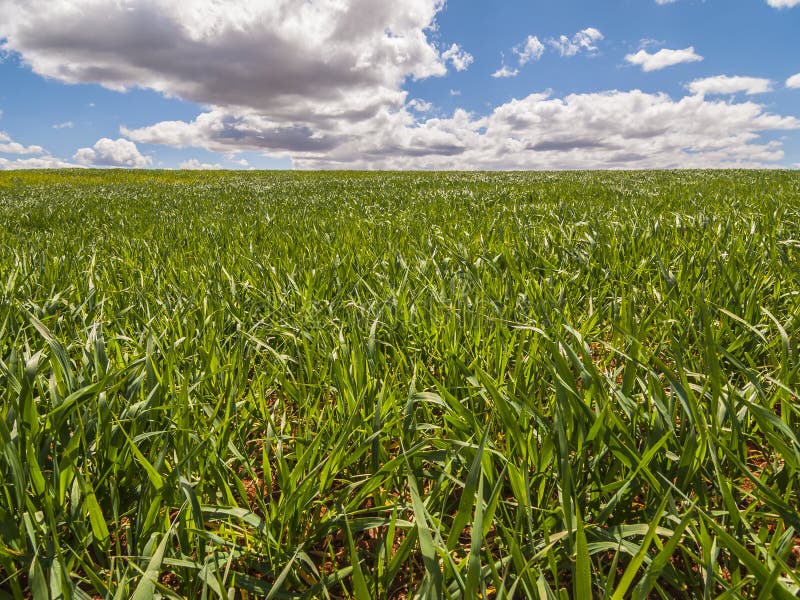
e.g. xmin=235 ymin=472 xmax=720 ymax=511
xmin=122 ymin=112 xmax=340 ymax=154
xmin=1 ymin=1 xmax=797 ymax=170
xmin=123 ymin=90 xmax=800 ymax=170
xmin=494 ymin=30 xmax=592 ymax=77
xmin=0 ymin=129 xmax=79 ymax=168
xmin=0 ymin=155 xmax=80 ymax=170
xmin=0 ymin=0 xmax=461 ymax=126
xmin=491 ymin=65 xmax=519 ymax=79
xmin=179 ymin=158 xmax=223 ymax=170
xmin=0 ymin=131 xmax=45 ymax=154
xmin=547 ymin=28 xmax=604 ymax=57
xmin=687 ymin=75 xmax=774 ymax=96
xmin=625 ymin=47 xmax=703 ymax=71
xmin=441 ymin=43 xmax=473 ymax=72
xmin=514 ymin=36 xmax=545 ymax=65
xmin=73 ymin=138 xmax=152 ymax=167
xmin=408 ymin=99 xmax=433 ymax=113
xmin=787 ymin=73 xmax=800 ymax=88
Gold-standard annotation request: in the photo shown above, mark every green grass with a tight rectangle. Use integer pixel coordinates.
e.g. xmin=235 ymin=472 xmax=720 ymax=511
xmin=0 ymin=169 xmax=798 ymax=599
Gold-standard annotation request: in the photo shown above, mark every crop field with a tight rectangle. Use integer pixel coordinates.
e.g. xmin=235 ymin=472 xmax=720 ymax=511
xmin=0 ymin=170 xmax=799 ymax=599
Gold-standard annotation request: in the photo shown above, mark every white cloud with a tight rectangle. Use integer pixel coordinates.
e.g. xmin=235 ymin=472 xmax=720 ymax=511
xmin=52 ymin=121 xmax=73 ymax=129
xmin=687 ymin=75 xmax=774 ymax=96
xmin=123 ymin=90 xmax=799 ymax=170
xmin=408 ymin=98 xmax=433 ymax=113
xmin=179 ymin=158 xmax=222 ymax=170
xmin=123 ymin=112 xmax=341 ymax=154
xmin=496 ymin=30 xmax=593 ymax=75
xmin=491 ymin=65 xmax=519 ymax=79
xmin=514 ymin=36 xmax=545 ymax=66
xmin=655 ymin=0 xmax=678 ymax=4
xmin=625 ymin=47 xmax=703 ymax=71
xmin=73 ymin=138 xmax=152 ymax=167
xmin=0 ymin=155 xmax=80 ymax=170
xmin=0 ymin=129 xmax=78 ymax=167
xmin=2 ymin=2 xmax=797 ymax=171
xmin=548 ymin=28 xmax=604 ymax=57
xmin=787 ymin=73 xmax=800 ymax=88
xmin=0 ymin=131 xmax=45 ymax=155
xmin=441 ymin=43 xmax=473 ymax=72
xmin=449 ymin=89 xmax=461 ymax=96
xmin=638 ymin=39 xmax=663 ymax=49
xmin=0 ymin=0 xmax=458 ymax=125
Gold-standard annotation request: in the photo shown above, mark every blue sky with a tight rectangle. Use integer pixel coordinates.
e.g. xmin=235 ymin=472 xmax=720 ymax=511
xmin=1 ymin=0 xmax=799 ymax=170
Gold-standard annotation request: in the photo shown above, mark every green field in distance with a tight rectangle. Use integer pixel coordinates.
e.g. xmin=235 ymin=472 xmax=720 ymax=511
xmin=1 ymin=170 xmax=798 ymax=599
